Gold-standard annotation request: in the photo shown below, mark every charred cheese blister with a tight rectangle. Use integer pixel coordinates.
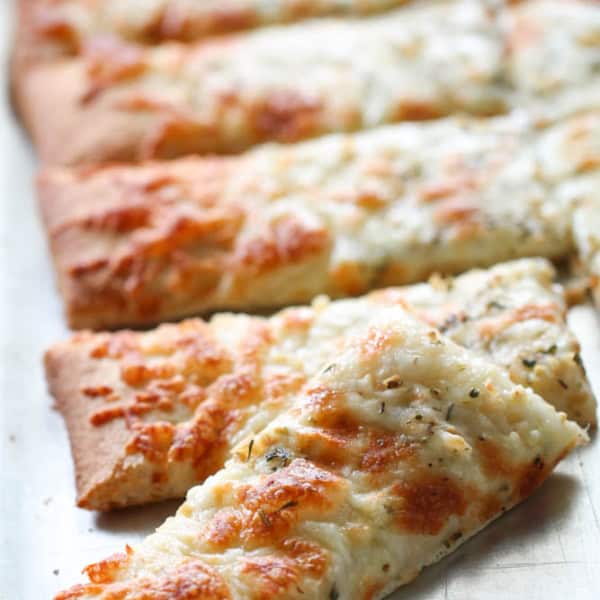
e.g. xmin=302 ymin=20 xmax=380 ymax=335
xmin=45 ymin=259 xmax=596 ymax=511
xmin=54 ymin=307 xmax=587 ymax=599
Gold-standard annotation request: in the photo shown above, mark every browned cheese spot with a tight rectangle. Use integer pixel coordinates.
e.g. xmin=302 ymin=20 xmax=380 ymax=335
xmin=56 ymin=558 xmax=231 ymax=599
xmin=391 ymin=474 xmax=468 ymax=535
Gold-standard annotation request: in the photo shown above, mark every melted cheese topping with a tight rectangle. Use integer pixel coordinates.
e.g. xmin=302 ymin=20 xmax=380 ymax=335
xmin=20 ymin=0 xmax=600 ymax=163
xmin=54 ymin=308 xmax=587 ymax=599
xmin=87 ymin=1 xmax=506 ymax=142
xmin=45 ymin=259 xmax=596 ymax=510
xmin=29 ymin=0 xmax=410 ymax=48
xmin=41 ymin=110 xmax=600 ymax=328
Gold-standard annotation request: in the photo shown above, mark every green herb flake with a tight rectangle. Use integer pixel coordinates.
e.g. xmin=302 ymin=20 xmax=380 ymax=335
xmin=265 ymin=446 xmax=291 ymax=468
xmin=469 ymin=388 xmax=480 ymax=398
xmin=522 ymin=358 xmax=537 ymax=369
xmin=487 ymin=300 xmax=506 ymax=310
xmin=247 ymin=439 xmax=254 ymax=461
xmin=258 ymin=509 xmax=272 ymax=528
xmin=444 ymin=531 xmax=463 ymax=548
xmin=574 ymin=353 xmax=586 ymax=374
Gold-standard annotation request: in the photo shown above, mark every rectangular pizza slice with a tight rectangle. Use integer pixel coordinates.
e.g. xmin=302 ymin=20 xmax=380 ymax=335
xmin=16 ymin=0 xmax=410 ymax=58
xmin=45 ymin=259 xmax=596 ymax=511
xmin=15 ymin=0 xmax=600 ymax=165
xmin=53 ymin=307 xmax=588 ymax=599
xmin=15 ymin=0 xmax=508 ymax=164
xmin=38 ymin=109 xmax=600 ymax=329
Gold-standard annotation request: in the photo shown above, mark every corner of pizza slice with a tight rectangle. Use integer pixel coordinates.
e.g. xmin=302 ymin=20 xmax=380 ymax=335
xmin=573 ymin=199 xmax=600 ymax=308
xmin=371 ymin=258 xmax=596 ymax=428
xmin=44 ymin=259 xmax=596 ymax=511
xmin=54 ymin=307 xmax=587 ymax=600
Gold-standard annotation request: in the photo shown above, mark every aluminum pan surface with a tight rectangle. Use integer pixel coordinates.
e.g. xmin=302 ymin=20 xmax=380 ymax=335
xmin=0 ymin=2 xmax=599 ymax=597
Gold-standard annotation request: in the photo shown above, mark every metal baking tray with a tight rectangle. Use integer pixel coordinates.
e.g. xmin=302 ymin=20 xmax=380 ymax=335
xmin=1 ymin=2 xmax=598 ymax=597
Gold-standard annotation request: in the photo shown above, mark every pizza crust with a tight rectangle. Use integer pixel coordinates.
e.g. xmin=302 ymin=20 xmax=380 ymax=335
xmin=53 ymin=307 xmax=587 ymax=599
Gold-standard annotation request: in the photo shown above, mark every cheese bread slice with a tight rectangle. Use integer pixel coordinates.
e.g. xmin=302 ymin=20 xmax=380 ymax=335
xmin=54 ymin=308 xmax=587 ymax=599
xmin=45 ymin=259 xmax=595 ymax=511
xmin=17 ymin=0 xmax=410 ymax=57
xmin=38 ymin=110 xmax=600 ymax=329
xmin=16 ymin=0 xmax=508 ymax=164
xmin=505 ymin=0 xmax=600 ymax=106
xmin=16 ymin=0 xmax=600 ymax=165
